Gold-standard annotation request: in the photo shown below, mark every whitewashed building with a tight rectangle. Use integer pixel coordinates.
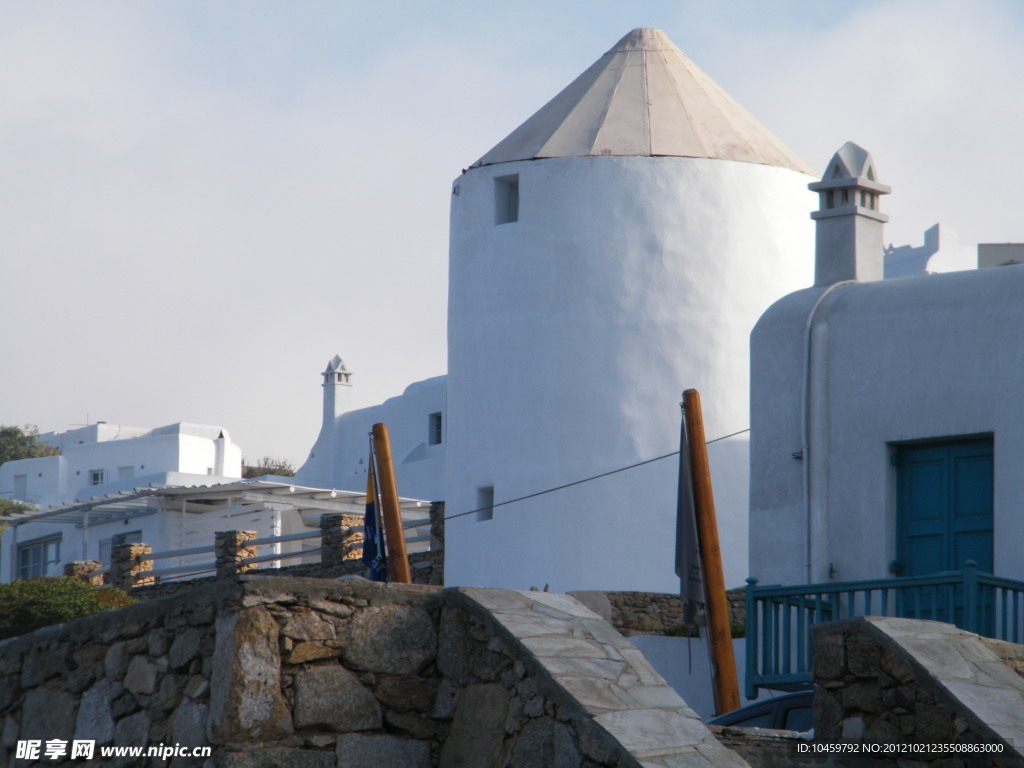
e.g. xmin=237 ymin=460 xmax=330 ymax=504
xmin=749 ymin=142 xmax=1024 ymax=587
xmin=0 ymin=421 xmax=245 ymax=580
xmin=293 ymin=356 xmax=445 ymax=503
xmin=443 ymin=27 xmax=822 ymax=593
xmin=0 ymin=421 xmax=243 ymax=509
xmin=300 ymin=28 xmax=820 ymax=592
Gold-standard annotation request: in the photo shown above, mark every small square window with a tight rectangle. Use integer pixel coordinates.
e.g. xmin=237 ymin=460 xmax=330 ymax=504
xmin=90 ymin=469 xmax=105 ymax=486
xmin=495 ymin=174 xmax=519 ymax=224
xmin=428 ymin=412 xmax=443 ymax=446
xmin=476 ymin=486 xmax=494 ymax=522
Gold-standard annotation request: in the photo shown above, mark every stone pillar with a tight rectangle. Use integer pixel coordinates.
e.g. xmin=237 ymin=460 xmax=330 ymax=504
xmin=428 ymin=501 xmax=445 ymax=586
xmin=319 ymin=514 xmax=345 ymax=568
xmin=110 ymin=544 xmax=154 ymax=590
xmin=214 ymin=530 xmax=258 ymax=578
xmin=64 ymin=560 xmax=105 ymax=586
xmin=320 ymin=514 xmax=366 ymax=567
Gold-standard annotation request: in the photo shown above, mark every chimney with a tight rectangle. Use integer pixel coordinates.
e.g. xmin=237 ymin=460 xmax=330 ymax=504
xmin=809 ymin=142 xmax=891 ymax=286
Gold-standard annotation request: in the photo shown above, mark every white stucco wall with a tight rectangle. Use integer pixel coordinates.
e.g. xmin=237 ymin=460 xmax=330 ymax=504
xmin=445 ymin=154 xmax=815 ymax=593
xmin=0 ymin=423 xmax=242 ymax=509
xmin=750 ymin=264 xmax=1024 ymax=587
xmin=294 ymin=375 xmax=446 ymax=502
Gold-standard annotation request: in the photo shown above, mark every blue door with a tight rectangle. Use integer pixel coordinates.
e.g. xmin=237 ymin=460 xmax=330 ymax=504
xmin=896 ymin=438 xmax=993 ymax=626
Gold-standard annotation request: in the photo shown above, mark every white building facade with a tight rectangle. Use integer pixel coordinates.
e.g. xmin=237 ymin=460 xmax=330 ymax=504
xmin=0 ymin=421 xmax=244 ymax=580
xmin=0 ymin=421 xmax=242 ymax=509
xmin=293 ymin=356 xmax=445 ymax=503
xmin=443 ymin=29 xmax=816 ymax=593
xmin=750 ymin=143 xmax=1022 ymax=587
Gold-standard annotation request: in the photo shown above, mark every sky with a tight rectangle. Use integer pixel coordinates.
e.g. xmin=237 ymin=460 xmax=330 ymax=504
xmin=2 ymin=0 xmax=1022 ymax=467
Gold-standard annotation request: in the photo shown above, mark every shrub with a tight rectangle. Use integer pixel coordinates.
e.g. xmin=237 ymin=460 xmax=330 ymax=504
xmin=0 ymin=577 xmax=135 ymax=640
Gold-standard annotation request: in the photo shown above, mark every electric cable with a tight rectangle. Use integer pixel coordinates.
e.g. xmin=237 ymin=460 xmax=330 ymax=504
xmin=444 ymin=427 xmax=750 ymax=522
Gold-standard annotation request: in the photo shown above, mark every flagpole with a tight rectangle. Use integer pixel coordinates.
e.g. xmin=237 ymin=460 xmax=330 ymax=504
xmin=372 ymin=422 xmax=412 ymax=584
xmin=683 ymin=389 xmax=741 ymax=715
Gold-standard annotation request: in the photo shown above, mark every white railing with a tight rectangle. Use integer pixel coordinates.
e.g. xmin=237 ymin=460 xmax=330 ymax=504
xmin=108 ymin=515 xmax=435 ymax=587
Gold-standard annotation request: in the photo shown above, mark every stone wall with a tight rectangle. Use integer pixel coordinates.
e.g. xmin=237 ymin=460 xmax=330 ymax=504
xmin=605 ymin=589 xmax=746 ymax=636
xmin=813 ymin=617 xmax=1024 ymax=766
xmin=0 ymin=575 xmax=749 ymax=768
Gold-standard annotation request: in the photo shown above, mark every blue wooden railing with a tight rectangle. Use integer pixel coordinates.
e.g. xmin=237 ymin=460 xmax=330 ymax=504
xmin=744 ymin=562 xmax=1024 ymax=698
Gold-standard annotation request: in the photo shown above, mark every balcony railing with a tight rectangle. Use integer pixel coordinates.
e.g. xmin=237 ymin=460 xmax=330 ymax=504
xmin=744 ymin=561 xmax=1024 ymax=698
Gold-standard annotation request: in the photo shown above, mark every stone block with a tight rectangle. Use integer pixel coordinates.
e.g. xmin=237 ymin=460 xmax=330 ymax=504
xmin=501 ymin=718 xmax=581 ymax=768
xmin=840 ymin=715 xmax=864 ymax=741
xmin=440 ymin=684 xmax=508 ymax=768
xmin=375 ymin=675 xmax=436 ymax=713
xmin=208 ymin=607 xmax=293 ymax=743
xmin=292 ymin=665 xmax=381 ymax=731
xmin=336 ymin=733 xmax=430 ymax=768
xmin=341 ymin=604 xmax=437 ymax=675
xmin=74 ymin=678 xmax=119 ymax=744
xmin=384 ymin=710 xmax=443 ymax=740
xmin=124 ymin=655 xmax=160 ymax=695
xmin=105 ymin=641 xmax=132 ymax=680
xmin=148 ymin=628 xmax=172 ymax=657
xmin=840 ymin=682 xmax=884 ymax=714
xmin=20 ymin=687 xmax=76 ymax=743
xmin=845 ymin=634 xmax=880 ymax=678
xmin=864 ymin=716 xmax=901 ymax=745
xmin=813 ymin=687 xmax=843 ymax=740
xmin=157 ymin=672 xmax=182 ymax=711
xmin=878 ymin=646 xmax=915 ymax=684
xmin=280 ymin=610 xmax=337 ymax=643
xmin=813 ymin=631 xmax=845 ymax=679
xmin=286 ymin=642 xmax=337 ymax=665
xmin=2 ymin=716 xmax=17 ymax=748
xmin=171 ymin=699 xmax=209 ymax=748
xmin=114 ymin=710 xmax=151 ymax=751
xmin=168 ymin=627 xmax=203 ymax=670
xmin=183 ymin=675 xmax=209 ymax=700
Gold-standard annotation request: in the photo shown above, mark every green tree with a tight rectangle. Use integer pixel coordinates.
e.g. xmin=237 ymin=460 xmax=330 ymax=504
xmin=0 ymin=424 xmax=60 ymax=465
xmin=242 ymin=456 xmax=296 ymax=479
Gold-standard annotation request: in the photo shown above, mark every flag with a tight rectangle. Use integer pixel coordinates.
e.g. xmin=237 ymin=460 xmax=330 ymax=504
xmin=362 ymin=458 xmax=388 ymax=582
xmin=676 ymin=398 xmax=705 ymax=625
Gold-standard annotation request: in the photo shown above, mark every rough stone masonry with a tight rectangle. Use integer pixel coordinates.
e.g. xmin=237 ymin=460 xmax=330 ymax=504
xmin=0 ymin=575 xmax=749 ymax=768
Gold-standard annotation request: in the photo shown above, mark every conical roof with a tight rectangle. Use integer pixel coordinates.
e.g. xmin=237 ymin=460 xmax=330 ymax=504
xmin=473 ymin=28 xmax=812 ymax=174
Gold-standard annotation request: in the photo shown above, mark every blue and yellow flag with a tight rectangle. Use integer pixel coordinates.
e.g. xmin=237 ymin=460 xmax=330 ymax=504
xmin=362 ymin=459 xmax=388 ymax=582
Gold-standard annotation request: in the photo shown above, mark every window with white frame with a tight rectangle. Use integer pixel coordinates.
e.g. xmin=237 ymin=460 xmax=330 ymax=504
xmin=118 ymin=466 xmax=134 ymax=481
xmin=89 ymin=469 xmax=105 ymax=486
xmin=17 ymin=534 xmax=62 ymax=579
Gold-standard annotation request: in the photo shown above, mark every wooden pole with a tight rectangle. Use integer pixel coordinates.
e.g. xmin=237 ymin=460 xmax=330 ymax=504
xmin=372 ymin=422 xmax=412 ymax=584
xmin=683 ymin=389 xmax=741 ymax=715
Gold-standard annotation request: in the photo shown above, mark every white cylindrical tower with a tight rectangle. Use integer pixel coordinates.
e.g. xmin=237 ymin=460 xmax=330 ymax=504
xmin=445 ymin=28 xmax=816 ymax=592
